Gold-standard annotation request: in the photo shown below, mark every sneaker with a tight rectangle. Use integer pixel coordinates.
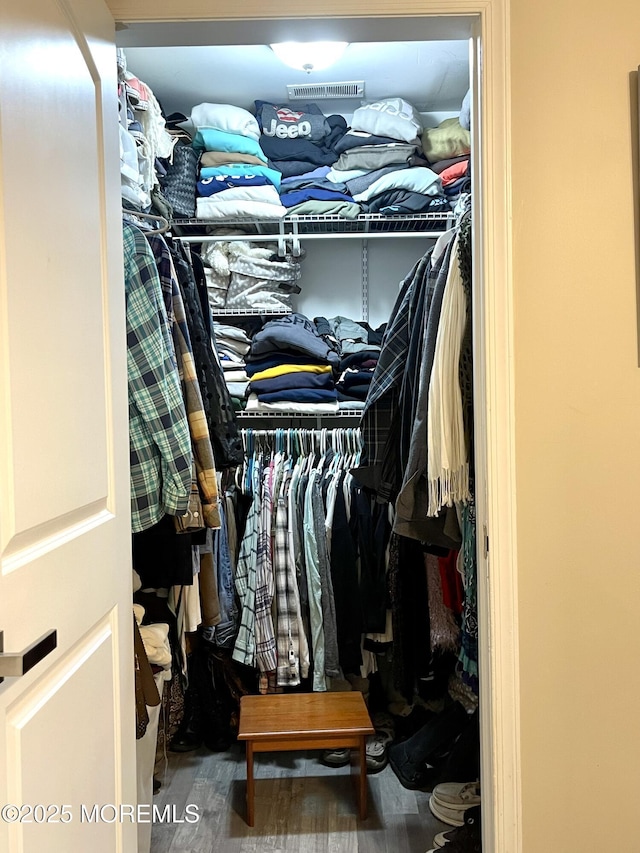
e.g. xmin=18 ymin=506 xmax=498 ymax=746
xmin=428 ymin=796 xmax=467 ymax=827
xmin=366 ymin=712 xmax=395 ymax=773
xmin=432 ymin=781 xmax=481 ymax=809
xmin=320 ymin=747 xmax=351 ymax=767
xmin=429 ymin=805 xmax=482 ymax=849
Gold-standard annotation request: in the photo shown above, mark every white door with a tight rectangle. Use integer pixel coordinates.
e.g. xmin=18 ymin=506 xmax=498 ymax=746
xmin=0 ymin=1 xmax=137 ymax=851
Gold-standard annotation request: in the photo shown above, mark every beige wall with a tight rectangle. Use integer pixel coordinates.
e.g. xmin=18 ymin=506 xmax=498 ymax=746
xmin=511 ymin=1 xmax=640 ymax=849
xmin=108 ymin=0 xmax=640 ymax=849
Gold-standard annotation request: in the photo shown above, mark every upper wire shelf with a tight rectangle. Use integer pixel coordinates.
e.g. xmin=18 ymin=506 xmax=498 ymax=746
xmin=172 ymin=211 xmax=453 ymax=239
xmin=236 ymin=409 xmax=363 ymax=419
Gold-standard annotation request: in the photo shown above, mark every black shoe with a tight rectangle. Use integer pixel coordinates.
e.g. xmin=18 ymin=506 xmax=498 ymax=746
xmin=432 ymin=805 xmax=482 ymax=852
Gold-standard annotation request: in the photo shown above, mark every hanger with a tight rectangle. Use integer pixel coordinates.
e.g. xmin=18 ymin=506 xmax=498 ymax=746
xmin=122 ymin=208 xmax=170 ymax=235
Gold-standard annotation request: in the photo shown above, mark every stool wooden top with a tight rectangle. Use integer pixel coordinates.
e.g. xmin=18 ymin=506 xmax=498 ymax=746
xmin=238 ymin=692 xmax=374 ymax=740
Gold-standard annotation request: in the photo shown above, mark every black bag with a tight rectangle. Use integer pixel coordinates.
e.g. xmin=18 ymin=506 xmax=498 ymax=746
xmin=161 ymin=142 xmax=199 ymax=218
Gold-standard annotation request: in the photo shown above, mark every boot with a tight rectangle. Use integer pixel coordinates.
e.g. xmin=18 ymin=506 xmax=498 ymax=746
xmin=169 ymin=654 xmax=203 ymax=752
xmin=388 ymin=702 xmax=468 ymax=789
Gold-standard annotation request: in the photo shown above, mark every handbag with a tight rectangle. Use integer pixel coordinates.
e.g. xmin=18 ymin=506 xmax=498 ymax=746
xmin=161 ymin=142 xmax=199 ymax=218
xmin=134 ymin=616 xmax=161 ymax=740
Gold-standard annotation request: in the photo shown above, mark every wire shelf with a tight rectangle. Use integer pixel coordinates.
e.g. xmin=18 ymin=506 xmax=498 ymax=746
xmin=211 ymin=307 xmax=292 ymax=316
xmin=172 ymin=212 xmax=452 ymax=239
xmin=236 ymin=410 xmax=363 ymax=419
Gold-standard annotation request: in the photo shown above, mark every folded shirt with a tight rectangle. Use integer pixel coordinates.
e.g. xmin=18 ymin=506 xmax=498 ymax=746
xmin=250 ymin=313 xmax=340 ymax=366
xmin=260 ymin=115 xmax=348 ymax=170
xmin=198 ymin=175 xmax=271 ymax=197
xmin=352 ymin=167 xmax=441 ymax=203
xmin=281 ymin=166 xmax=331 ymax=187
xmin=351 ymin=98 xmax=423 ymax=144
xmin=221 ymin=369 xmax=249 ymax=383
xmin=196 ymin=196 xmax=287 ymax=220
xmin=226 ymin=381 xmax=250 ymax=397
xmin=199 ymin=163 xmax=282 ymax=189
xmin=192 ymin=128 xmax=268 ymax=161
xmin=245 ymin=351 xmax=329 ymax=376
xmin=255 ymin=101 xmax=331 ymax=142
xmin=335 ymin=130 xmax=415 ymax=155
xmin=200 ymin=150 xmax=267 ymax=168
xmin=197 ymin=183 xmax=283 ymax=206
xmin=246 ymin=393 xmax=339 ymax=414
xmin=362 ymin=191 xmax=450 ymax=216
xmin=334 ymin=143 xmax=421 ymax=173
xmin=339 ymin=349 xmax=382 ymax=370
xmin=339 ymin=367 xmax=376 ymax=388
xmin=256 ymin=388 xmax=337 ymax=404
xmin=437 ymin=159 xmax=470 ymax=183
xmin=285 ymin=200 xmax=361 ymax=218
xmin=249 ymin=371 xmax=334 ymax=395
xmin=181 ymin=102 xmax=261 ymax=140
xmin=280 ymin=187 xmax=355 ymax=208
xmin=249 ymin=363 xmax=332 ymax=382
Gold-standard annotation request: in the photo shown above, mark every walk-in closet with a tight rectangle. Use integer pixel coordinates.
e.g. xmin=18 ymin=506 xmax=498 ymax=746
xmin=119 ymin=15 xmax=481 ymax=853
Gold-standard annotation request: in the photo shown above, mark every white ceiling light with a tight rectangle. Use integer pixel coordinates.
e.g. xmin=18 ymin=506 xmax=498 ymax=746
xmin=269 ymin=42 xmax=349 ymax=74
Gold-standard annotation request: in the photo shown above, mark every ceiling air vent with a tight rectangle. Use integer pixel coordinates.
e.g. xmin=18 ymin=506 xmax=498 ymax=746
xmin=287 ymin=81 xmax=365 ymax=100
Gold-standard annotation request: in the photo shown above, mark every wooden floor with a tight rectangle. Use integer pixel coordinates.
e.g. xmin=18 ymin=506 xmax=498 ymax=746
xmin=151 ymin=743 xmax=448 ymax=853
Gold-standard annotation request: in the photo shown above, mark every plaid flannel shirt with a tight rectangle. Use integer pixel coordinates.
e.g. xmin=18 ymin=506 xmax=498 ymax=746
xmin=123 ymin=223 xmax=192 ymax=532
xmin=232 ymin=464 xmax=260 ymax=667
xmin=255 ymin=462 xmax=277 ymax=673
xmin=354 ymin=254 xmax=432 ymax=502
xmin=275 ymin=468 xmax=301 ymax=686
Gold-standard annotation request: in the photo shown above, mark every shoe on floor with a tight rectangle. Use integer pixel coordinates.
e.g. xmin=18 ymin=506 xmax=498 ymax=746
xmin=320 ymin=747 xmax=351 ymax=767
xmin=366 ymin=712 xmax=395 ymax=773
xmin=428 ymin=795 xmax=468 ymax=827
xmin=432 ymin=781 xmax=481 ymax=809
xmin=433 ymin=829 xmax=453 ymax=847
xmin=429 ymin=805 xmax=482 ymax=851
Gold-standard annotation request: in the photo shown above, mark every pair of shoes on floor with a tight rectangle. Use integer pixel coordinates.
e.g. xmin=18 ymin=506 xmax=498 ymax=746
xmin=428 ymin=781 xmax=481 ymax=826
xmin=365 ymin=712 xmax=395 ymax=773
xmin=426 ymin=803 xmax=481 ymax=852
xmin=320 ymin=712 xmax=395 ymax=773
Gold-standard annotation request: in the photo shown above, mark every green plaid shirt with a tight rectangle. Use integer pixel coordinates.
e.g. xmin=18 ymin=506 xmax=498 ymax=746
xmin=123 ymin=223 xmax=192 ymax=532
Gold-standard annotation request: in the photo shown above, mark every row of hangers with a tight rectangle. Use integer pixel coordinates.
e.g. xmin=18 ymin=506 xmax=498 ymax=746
xmin=238 ymin=428 xmax=362 ymax=495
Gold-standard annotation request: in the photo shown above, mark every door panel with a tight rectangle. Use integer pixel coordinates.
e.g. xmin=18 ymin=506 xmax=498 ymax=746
xmin=0 ymin=1 xmax=135 ymax=851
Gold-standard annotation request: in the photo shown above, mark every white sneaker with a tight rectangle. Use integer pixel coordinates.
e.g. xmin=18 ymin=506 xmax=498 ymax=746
xmin=428 ymin=796 xmax=467 ymax=827
xmin=431 ymin=781 xmax=481 ymax=809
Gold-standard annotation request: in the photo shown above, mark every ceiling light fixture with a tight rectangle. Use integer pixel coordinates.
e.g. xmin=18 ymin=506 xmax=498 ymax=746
xmin=269 ymin=42 xmax=349 ymax=74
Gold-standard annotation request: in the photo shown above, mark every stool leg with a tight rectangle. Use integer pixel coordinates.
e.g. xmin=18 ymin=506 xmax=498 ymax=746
xmin=358 ymin=736 xmax=368 ymax=820
xmin=246 ymin=741 xmax=255 ymax=827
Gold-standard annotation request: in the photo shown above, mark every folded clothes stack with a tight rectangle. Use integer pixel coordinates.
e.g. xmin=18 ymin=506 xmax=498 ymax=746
xmin=326 ymin=98 xmax=449 ymax=217
xmin=279 ymin=165 xmax=359 ymax=219
xmin=245 ymin=313 xmax=340 ymax=413
xmin=421 ymin=96 xmax=471 ymax=208
xmin=187 ymin=102 xmax=287 ymax=220
xmin=212 ymin=321 xmax=251 ymax=410
xmin=313 ymin=315 xmax=385 ymax=406
xmin=256 ymin=100 xmax=349 ymax=185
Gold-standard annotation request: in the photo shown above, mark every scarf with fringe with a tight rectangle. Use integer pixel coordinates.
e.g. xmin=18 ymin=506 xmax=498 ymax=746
xmin=427 ymin=234 xmax=471 ymax=515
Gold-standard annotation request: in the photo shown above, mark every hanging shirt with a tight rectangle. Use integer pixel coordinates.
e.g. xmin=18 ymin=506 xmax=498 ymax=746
xmin=123 ymin=222 xmax=192 ymax=532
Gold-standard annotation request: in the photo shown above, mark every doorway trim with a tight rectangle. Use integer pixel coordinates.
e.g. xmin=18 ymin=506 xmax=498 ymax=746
xmin=108 ymin=2 xmax=519 ymax=851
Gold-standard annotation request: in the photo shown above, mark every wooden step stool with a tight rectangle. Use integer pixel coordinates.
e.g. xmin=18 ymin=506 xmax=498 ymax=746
xmin=237 ymin=691 xmax=375 ymax=827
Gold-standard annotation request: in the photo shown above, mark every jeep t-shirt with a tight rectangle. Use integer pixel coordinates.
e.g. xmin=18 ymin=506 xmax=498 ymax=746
xmin=255 ymin=101 xmax=331 ymax=142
